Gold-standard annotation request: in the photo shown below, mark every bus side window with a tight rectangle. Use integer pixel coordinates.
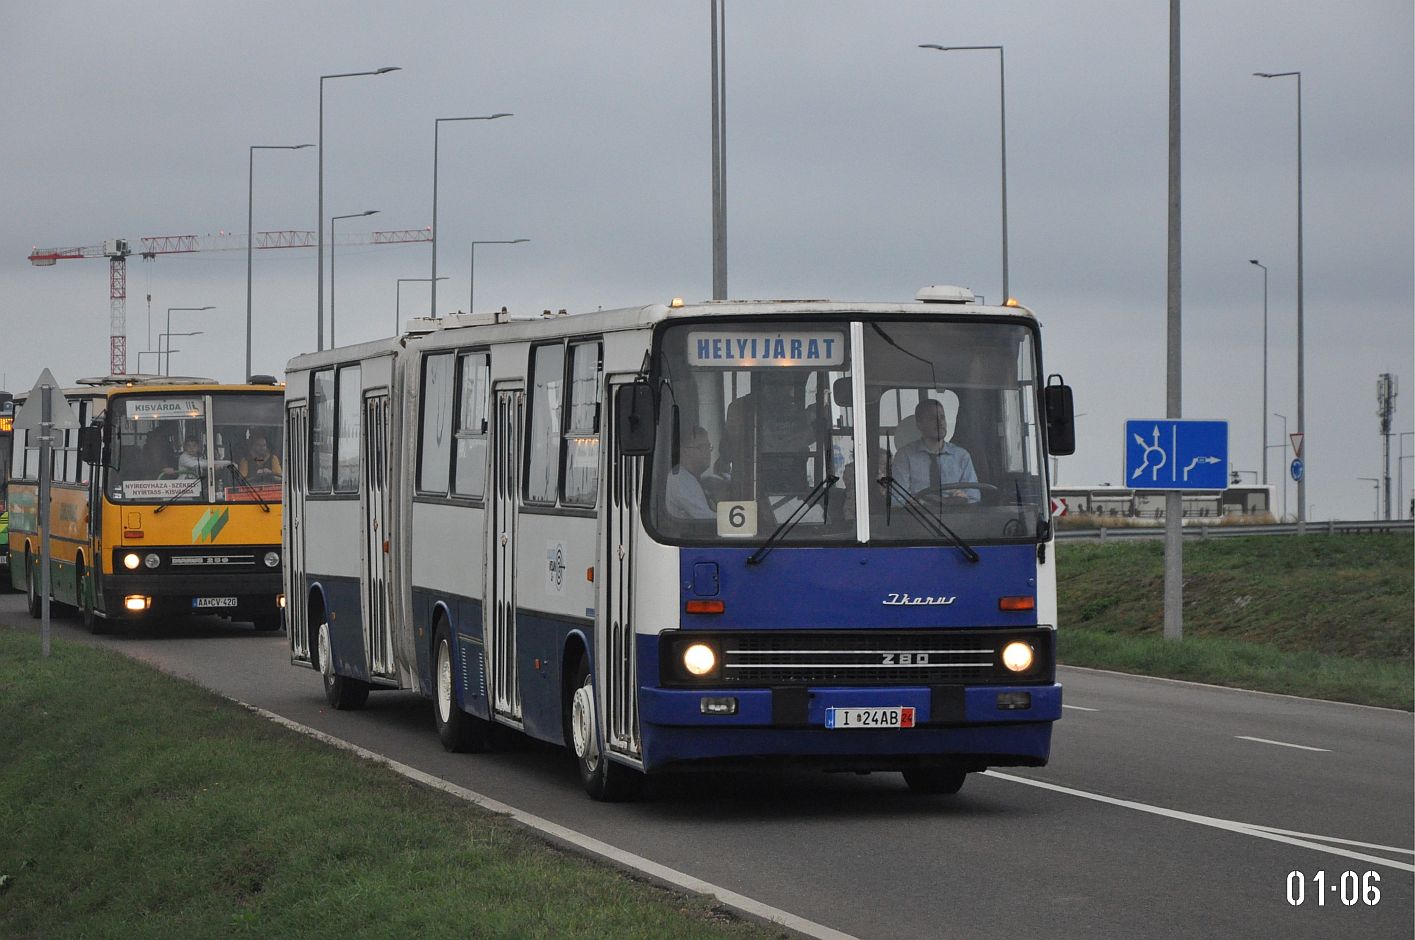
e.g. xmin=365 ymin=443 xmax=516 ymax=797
xmin=526 ymin=343 xmax=565 ymax=505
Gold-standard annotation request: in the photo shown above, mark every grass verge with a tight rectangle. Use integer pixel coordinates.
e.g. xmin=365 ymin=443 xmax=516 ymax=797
xmin=1057 ymin=534 xmax=1413 ymax=710
xmin=0 ymin=628 xmax=778 ymax=940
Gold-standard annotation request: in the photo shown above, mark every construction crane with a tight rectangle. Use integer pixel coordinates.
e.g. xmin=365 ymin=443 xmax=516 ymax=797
xmin=28 ymin=228 xmax=432 ymax=374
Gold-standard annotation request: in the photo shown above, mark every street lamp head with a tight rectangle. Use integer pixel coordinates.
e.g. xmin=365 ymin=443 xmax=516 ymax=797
xmin=362 ymin=209 xmax=379 ymax=217
xmin=511 ymin=238 xmax=530 ymax=244
xmin=377 ymin=66 xmax=401 ymax=74
xmin=1249 ymin=259 xmax=1260 ymax=265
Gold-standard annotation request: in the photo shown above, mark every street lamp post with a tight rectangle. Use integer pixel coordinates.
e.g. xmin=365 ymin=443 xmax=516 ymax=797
xmin=468 ymin=239 xmax=529 ymax=312
xmin=318 ymin=66 xmax=400 ymax=352
xmin=1272 ymin=412 xmax=1289 ymax=521
xmin=919 ymin=43 xmax=1009 ymax=302
xmin=1398 ymin=431 xmax=1414 ymax=520
xmin=1249 ymin=260 xmax=1269 ymax=486
xmin=431 ymin=114 xmax=512 ymax=320
xmin=710 ymin=0 xmax=727 ymax=300
xmin=1254 ymin=70 xmax=1304 ymax=528
xmin=135 ymin=351 xmax=162 ymax=374
xmin=249 ymin=143 xmax=313 ymax=382
xmin=160 ymin=331 xmax=203 ymax=377
xmin=163 ymin=307 xmax=213 ymax=376
xmin=396 ymin=276 xmax=447 ymax=334
xmin=330 ymin=210 xmax=379 ymax=348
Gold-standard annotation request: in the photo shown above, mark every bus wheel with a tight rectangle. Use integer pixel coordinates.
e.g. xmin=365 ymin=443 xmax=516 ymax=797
xmin=433 ymin=623 xmax=492 ymax=753
xmin=76 ymin=560 xmax=107 ymax=635
xmin=317 ymin=621 xmax=369 ymax=709
xmin=902 ymin=766 xmax=968 ymax=795
xmin=25 ymin=551 xmax=41 ymax=619
xmin=570 ymin=655 xmax=643 ymax=802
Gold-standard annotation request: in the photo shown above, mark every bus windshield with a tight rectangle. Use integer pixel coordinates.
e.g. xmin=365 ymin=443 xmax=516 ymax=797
xmin=107 ymin=392 xmax=284 ymax=504
xmin=646 ymin=318 xmax=1046 ymax=545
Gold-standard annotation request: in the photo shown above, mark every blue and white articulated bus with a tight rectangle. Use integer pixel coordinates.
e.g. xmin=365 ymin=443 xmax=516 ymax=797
xmin=283 ymin=286 xmax=1076 ymax=800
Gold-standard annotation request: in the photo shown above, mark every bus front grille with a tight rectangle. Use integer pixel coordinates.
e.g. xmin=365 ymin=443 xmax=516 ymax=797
xmin=709 ymin=629 xmax=1051 ymax=686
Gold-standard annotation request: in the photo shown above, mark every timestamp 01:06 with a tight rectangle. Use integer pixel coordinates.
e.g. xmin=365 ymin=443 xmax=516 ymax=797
xmin=1286 ymin=871 xmax=1380 ymax=906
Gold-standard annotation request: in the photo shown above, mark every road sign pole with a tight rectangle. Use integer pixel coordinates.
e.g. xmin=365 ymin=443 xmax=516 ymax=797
xmin=39 ymin=385 xmax=53 ymax=658
xmin=1164 ymin=0 xmax=1182 ymax=642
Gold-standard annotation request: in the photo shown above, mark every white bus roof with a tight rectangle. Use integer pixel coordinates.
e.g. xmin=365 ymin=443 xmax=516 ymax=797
xmin=286 ymin=291 xmax=1038 ymax=374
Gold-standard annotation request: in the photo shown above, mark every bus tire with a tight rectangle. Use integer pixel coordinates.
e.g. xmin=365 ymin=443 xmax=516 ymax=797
xmin=25 ymin=550 xmax=41 ymax=619
xmin=76 ymin=559 xmax=107 ymax=635
xmin=317 ymin=620 xmax=369 ymax=710
xmin=433 ymin=622 xmax=492 ymax=753
xmin=569 ymin=654 xmax=643 ymax=802
xmin=902 ymin=766 xmax=968 ymax=795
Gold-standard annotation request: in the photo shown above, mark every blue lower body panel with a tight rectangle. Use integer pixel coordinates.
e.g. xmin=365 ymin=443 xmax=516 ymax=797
xmin=637 ymin=685 xmax=1059 ymax=772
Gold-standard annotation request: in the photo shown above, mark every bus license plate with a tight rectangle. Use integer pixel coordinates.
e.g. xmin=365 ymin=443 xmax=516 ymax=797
xmin=192 ymin=596 xmax=238 ymax=609
xmin=826 ymin=706 xmax=915 ymax=729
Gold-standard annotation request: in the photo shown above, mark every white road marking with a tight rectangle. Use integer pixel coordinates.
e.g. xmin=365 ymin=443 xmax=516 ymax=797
xmin=1240 ymin=823 xmax=1415 ymax=855
xmin=1234 ymin=735 xmax=1330 ymax=752
xmin=242 ymin=703 xmax=860 ymax=940
xmin=986 ymin=771 xmax=1415 ymax=873
xmin=1062 ymin=704 xmax=1099 ymax=712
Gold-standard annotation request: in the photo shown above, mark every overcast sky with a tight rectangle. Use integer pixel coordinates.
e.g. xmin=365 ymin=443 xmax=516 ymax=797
xmin=3 ymin=1 xmax=1411 ymax=521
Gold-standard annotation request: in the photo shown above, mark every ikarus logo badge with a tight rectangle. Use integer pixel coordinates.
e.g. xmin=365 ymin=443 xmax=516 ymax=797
xmin=192 ymin=508 xmax=230 ymax=543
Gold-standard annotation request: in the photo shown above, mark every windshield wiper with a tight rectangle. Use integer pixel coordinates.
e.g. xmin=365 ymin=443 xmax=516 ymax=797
xmin=878 ymin=475 xmax=980 ymax=563
xmin=746 ymin=475 xmax=839 ymax=566
xmin=153 ymin=474 xmax=202 ymax=514
xmin=225 ymin=463 xmax=272 ymax=513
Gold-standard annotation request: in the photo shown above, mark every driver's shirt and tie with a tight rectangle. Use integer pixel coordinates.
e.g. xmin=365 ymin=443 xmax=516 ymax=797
xmin=890 ymin=439 xmax=981 ymax=503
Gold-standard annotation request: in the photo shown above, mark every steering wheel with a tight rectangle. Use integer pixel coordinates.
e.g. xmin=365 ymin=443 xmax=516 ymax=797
xmin=910 ymin=482 xmax=997 ymax=513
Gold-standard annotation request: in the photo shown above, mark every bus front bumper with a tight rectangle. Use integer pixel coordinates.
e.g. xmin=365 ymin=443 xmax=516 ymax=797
xmin=635 ymin=683 xmax=1061 ymax=772
xmin=102 ymin=570 xmax=283 ymax=619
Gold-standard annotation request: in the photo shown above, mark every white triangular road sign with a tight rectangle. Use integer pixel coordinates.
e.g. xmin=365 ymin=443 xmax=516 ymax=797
xmin=13 ymin=369 xmax=79 ymax=431
xmin=1289 ymin=432 xmax=1304 ymax=458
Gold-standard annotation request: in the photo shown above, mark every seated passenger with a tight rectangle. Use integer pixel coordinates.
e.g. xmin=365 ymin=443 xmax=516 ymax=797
xmin=889 ymin=399 xmax=979 ymax=504
xmin=238 ymin=432 xmax=283 ymax=481
xmin=666 ymin=426 xmax=716 ymax=520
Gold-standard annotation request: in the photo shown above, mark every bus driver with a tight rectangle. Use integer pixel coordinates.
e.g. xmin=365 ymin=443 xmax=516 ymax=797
xmin=890 ymin=398 xmax=980 ymax=504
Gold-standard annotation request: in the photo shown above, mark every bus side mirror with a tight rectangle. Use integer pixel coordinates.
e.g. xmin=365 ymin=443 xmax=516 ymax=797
xmin=78 ymin=425 xmax=104 ymax=465
xmin=1044 ymin=375 xmax=1076 ymax=456
xmin=615 ymin=384 xmax=655 ymax=456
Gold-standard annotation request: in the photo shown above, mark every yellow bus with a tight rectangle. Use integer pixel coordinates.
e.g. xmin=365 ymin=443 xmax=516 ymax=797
xmin=7 ymin=374 xmax=285 ymax=633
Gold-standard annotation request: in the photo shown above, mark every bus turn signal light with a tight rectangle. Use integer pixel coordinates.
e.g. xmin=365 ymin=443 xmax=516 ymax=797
xmin=685 ymin=599 xmax=724 ymax=614
xmin=999 ymin=596 xmax=1035 ymax=611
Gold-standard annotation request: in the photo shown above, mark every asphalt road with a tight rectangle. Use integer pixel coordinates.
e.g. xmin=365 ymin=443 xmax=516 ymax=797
xmin=6 ymin=592 xmax=1412 ymax=940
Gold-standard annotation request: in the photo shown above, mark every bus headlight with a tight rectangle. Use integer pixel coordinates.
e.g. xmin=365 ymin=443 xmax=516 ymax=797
xmin=124 ymin=595 xmax=151 ymax=612
xmin=144 ymin=554 xmax=161 ymax=569
xmin=683 ymin=642 xmax=718 ymax=677
xmin=1001 ymin=641 xmax=1035 ymax=674
xmin=263 ymin=551 xmax=280 ymax=568
xmin=123 ymin=553 xmax=142 ymax=570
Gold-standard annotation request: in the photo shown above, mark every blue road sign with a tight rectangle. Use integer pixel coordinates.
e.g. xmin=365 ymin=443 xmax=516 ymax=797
xmin=1125 ymin=419 xmax=1229 ymax=490
xmin=1290 ymin=458 xmax=1303 ymax=482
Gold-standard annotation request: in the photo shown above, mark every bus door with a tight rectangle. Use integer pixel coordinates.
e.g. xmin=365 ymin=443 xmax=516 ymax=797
xmin=361 ymin=391 xmax=395 ymax=679
xmin=487 ymin=385 xmax=523 ymax=724
xmin=285 ymin=403 xmax=311 ymax=661
xmin=599 ymin=378 xmax=642 ymax=760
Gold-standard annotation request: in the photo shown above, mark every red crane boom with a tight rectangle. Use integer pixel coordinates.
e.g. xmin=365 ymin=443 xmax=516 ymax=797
xmin=28 ymin=228 xmax=432 ymax=374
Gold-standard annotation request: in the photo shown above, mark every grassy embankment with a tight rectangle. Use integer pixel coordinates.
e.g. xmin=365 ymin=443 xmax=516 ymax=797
xmin=0 ymin=629 xmax=777 ymax=940
xmin=1056 ymin=533 xmax=1413 ymax=710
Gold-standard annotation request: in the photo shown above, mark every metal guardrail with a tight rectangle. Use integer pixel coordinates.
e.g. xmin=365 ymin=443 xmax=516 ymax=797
xmin=1055 ymin=519 xmax=1415 ymax=541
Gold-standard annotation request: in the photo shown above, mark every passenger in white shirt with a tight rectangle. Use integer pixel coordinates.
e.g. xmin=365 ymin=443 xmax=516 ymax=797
xmin=665 ymin=426 xmax=716 ymax=519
